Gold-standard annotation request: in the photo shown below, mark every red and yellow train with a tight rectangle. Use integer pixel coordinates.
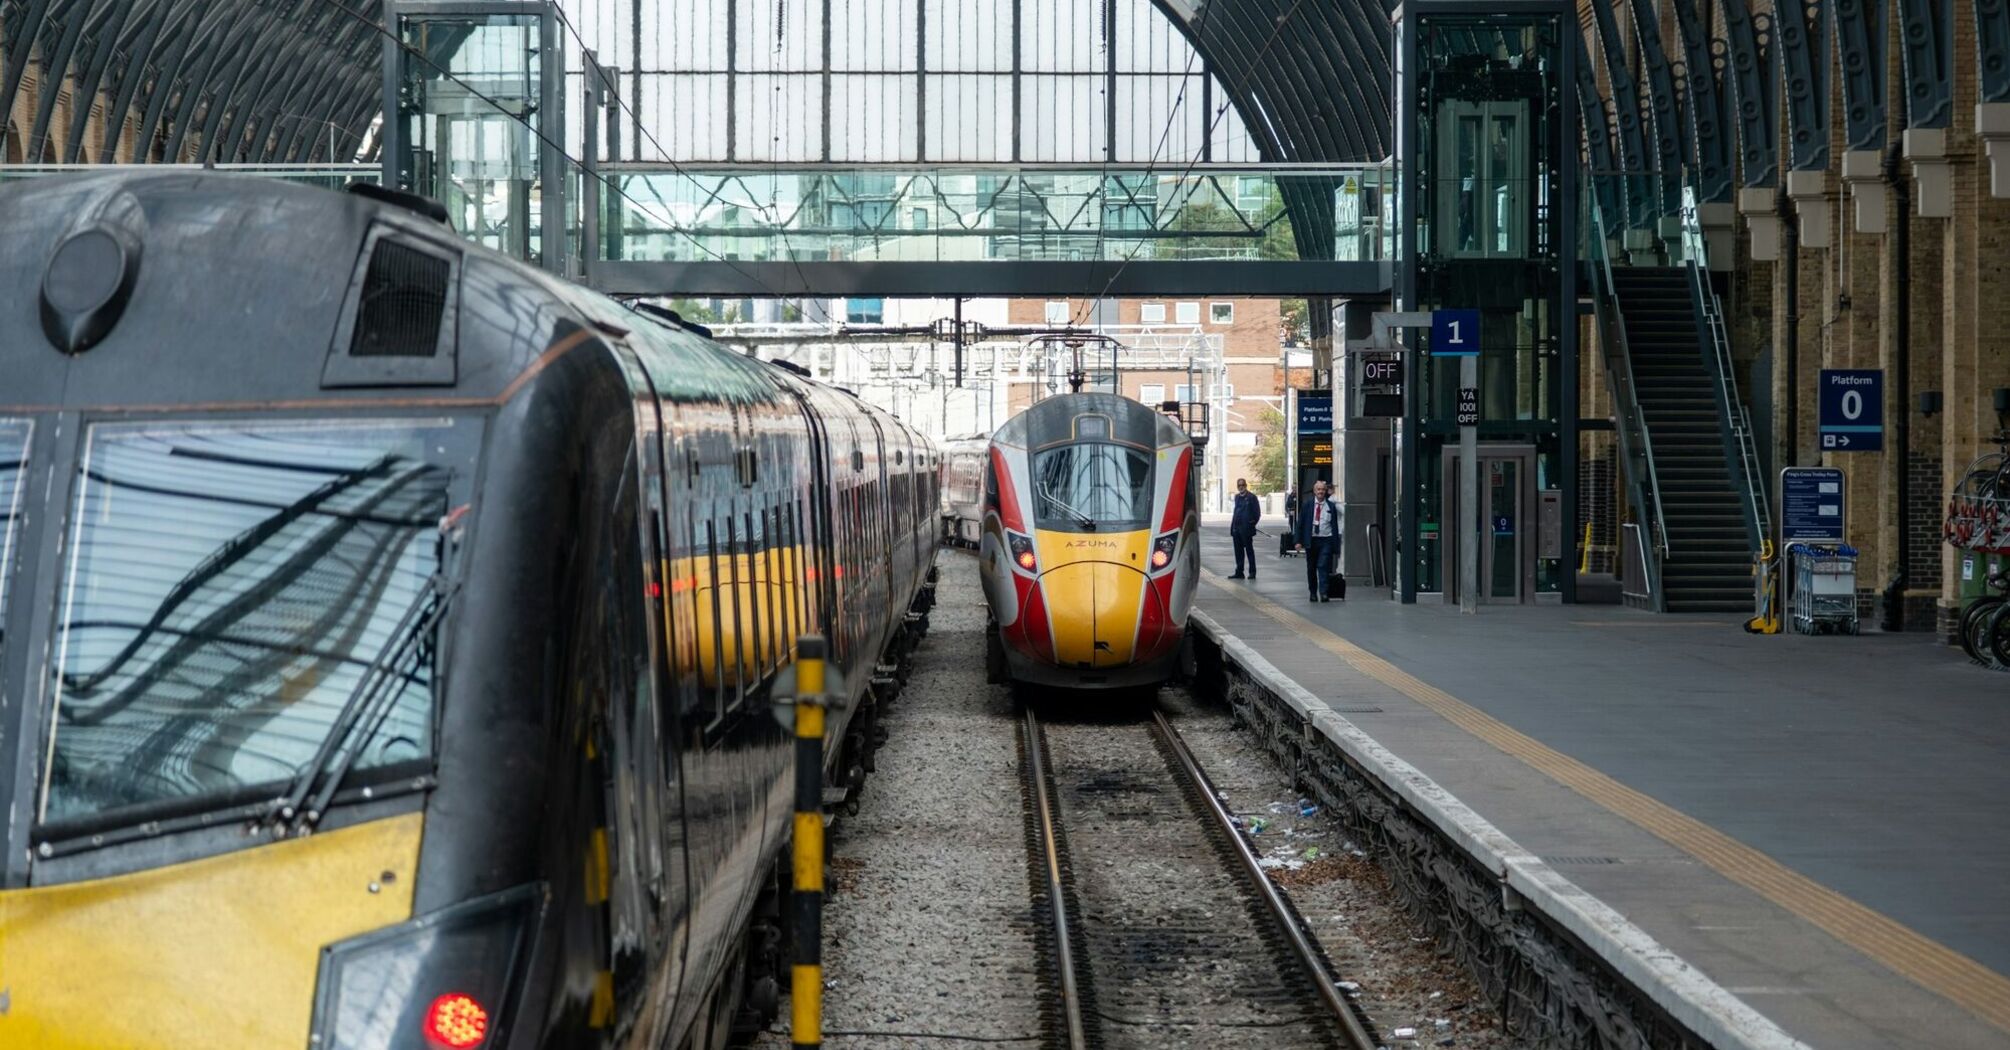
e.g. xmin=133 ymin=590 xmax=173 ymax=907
xmin=978 ymin=393 xmax=1199 ymax=690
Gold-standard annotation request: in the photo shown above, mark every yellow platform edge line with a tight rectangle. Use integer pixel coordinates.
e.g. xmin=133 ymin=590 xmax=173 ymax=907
xmin=1200 ymin=570 xmax=2010 ymax=1035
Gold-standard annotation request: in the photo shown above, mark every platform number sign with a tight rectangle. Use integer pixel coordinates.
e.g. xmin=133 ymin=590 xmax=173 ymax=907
xmin=1431 ymin=309 xmax=1481 ymax=356
xmin=1818 ymin=369 xmax=1883 ymax=451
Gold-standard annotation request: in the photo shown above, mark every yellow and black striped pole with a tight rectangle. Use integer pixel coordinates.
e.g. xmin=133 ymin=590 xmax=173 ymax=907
xmin=792 ymin=635 xmax=828 ymax=1050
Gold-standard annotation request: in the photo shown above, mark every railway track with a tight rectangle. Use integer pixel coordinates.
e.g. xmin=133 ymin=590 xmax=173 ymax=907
xmin=1020 ymin=703 xmax=1380 ymax=1050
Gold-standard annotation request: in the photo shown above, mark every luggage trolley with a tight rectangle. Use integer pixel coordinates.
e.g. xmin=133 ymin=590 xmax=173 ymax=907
xmin=1788 ymin=542 xmax=1858 ymax=635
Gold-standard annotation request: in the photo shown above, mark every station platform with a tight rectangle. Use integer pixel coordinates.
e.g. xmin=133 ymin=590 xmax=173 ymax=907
xmin=1194 ymin=527 xmax=2010 ymax=1048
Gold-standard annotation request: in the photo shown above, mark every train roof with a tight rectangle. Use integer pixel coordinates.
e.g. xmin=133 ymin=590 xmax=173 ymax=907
xmin=0 ymin=171 xmax=624 ymax=413
xmin=992 ymin=392 xmax=1191 ymax=450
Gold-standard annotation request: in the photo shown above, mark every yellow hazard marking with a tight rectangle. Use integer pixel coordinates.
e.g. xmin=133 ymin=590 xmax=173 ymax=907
xmin=1202 ymin=569 xmax=2010 ymax=1035
xmin=797 ymin=701 xmax=826 ymax=740
xmin=589 ymin=969 xmax=615 ymax=1028
xmin=794 ymin=812 xmax=824 ymax=892
xmin=585 ymin=828 xmax=611 ymax=906
xmin=792 ymin=964 xmax=823 ymax=1042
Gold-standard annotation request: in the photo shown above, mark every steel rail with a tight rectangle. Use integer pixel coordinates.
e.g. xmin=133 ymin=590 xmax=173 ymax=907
xmin=1021 ymin=709 xmax=1090 ymax=1050
xmin=1148 ymin=708 xmax=1379 ymax=1050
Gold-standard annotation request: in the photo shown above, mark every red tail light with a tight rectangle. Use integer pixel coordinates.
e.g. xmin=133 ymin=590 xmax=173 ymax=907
xmin=424 ymin=993 xmax=491 ymax=1048
xmin=1150 ymin=531 xmax=1179 ymax=571
xmin=1150 ymin=548 xmax=1170 ymax=568
xmin=1018 ymin=551 xmax=1037 ymax=569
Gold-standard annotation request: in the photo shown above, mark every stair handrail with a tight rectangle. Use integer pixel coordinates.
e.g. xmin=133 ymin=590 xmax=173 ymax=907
xmin=1678 ymin=185 xmax=1771 ymax=552
xmin=1587 ymin=185 xmax=1669 ymax=605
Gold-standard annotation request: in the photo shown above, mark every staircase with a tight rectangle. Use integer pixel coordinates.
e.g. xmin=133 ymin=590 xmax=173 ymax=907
xmin=1610 ymin=267 xmax=1752 ymax=612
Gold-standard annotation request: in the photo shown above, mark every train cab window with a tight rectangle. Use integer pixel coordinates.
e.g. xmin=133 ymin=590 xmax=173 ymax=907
xmin=0 ymin=420 xmax=30 ymax=660
xmin=1032 ymin=443 xmax=1154 ymax=532
xmin=39 ymin=418 xmax=478 ymax=827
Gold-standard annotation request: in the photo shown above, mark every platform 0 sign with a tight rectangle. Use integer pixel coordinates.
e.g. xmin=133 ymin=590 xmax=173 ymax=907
xmin=1431 ymin=309 xmax=1481 ymax=356
xmin=1818 ymin=369 xmax=1883 ymax=451
xmin=1780 ymin=467 xmax=1846 ymax=543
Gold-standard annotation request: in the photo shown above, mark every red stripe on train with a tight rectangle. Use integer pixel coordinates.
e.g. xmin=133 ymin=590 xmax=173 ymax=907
xmin=1159 ymin=448 xmax=1190 ymax=535
xmin=990 ymin=446 xmax=1025 ymax=534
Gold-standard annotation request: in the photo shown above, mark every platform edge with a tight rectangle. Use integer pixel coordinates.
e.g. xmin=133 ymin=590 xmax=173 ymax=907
xmin=1189 ymin=610 xmax=1812 ymax=1050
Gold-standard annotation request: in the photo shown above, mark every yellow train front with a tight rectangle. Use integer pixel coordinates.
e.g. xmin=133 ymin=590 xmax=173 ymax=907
xmin=978 ymin=394 xmax=1199 ymax=690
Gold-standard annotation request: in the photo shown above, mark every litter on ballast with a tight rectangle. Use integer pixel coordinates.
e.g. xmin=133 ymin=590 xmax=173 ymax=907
xmin=1392 ymin=1027 xmax=1417 ymax=1040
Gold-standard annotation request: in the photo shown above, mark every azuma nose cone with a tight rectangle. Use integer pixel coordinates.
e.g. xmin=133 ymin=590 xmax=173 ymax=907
xmin=1038 ymin=561 xmax=1145 ymax=667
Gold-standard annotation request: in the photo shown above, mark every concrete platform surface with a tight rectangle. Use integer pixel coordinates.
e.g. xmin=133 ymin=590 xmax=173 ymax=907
xmin=1194 ymin=529 xmax=2010 ymax=1049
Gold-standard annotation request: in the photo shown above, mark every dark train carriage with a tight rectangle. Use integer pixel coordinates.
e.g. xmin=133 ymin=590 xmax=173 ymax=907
xmin=0 ymin=172 xmax=934 ymax=1050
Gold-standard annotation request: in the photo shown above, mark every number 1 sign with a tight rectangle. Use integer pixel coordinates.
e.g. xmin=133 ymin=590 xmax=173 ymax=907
xmin=1431 ymin=309 xmax=1481 ymax=356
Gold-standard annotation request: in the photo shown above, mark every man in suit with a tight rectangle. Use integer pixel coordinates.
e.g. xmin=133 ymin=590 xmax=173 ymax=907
xmin=1228 ymin=477 xmax=1261 ymax=579
xmin=1295 ymin=479 xmax=1342 ymax=602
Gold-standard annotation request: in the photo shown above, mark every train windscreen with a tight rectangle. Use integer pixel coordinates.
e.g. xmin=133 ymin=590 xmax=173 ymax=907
xmin=0 ymin=419 xmax=27 ymax=668
xmin=38 ymin=418 xmax=478 ymax=828
xmin=1032 ymin=443 xmax=1154 ymax=531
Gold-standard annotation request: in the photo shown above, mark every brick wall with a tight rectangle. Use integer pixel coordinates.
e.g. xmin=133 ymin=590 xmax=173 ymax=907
xmin=1907 ymin=449 xmax=1944 ymax=587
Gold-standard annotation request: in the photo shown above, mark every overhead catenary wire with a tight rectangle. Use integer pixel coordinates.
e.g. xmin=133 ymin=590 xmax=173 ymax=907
xmin=546 ymin=0 xmax=819 ymax=308
xmin=1085 ymin=0 xmax=1313 ymax=309
xmin=306 ymin=0 xmax=789 ymax=300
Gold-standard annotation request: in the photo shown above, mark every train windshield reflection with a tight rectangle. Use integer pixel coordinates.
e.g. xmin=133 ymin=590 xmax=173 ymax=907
xmin=41 ymin=419 xmax=476 ymax=827
xmin=1033 ymin=443 xmax=1153 ymax=531
xmin=0 ymin=419 xmax=28 ymax=664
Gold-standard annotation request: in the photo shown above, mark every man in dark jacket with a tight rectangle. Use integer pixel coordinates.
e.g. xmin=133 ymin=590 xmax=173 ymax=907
xmin=1294 ymin=480 xmax=1343 ymax=602
xmin=1228 ymin=478 xmax=1261 ymax=579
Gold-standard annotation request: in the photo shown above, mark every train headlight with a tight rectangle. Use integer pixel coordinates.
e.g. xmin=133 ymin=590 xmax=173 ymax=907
xmin=1151 ymin=531 xmax=1179 ymax=570
xmin=1009 ymin=531 xmax=1037 ymax=572
xmin=308 ymin=885 xmax=540 ymax=1050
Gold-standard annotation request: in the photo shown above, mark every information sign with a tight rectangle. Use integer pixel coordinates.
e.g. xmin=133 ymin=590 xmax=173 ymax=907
xmin=1455 ymin=387 xmax=1479 ymax=425
xmin=1361 ymin=357 xmax=1403 ymax=385
xmin=1818 ymin=369 xmax=1883 ymax=451
xmin=1432 ymin=309 xmax=1481 ymax=356
xmin=1359 ymin=355 xmax=1403 ymax=418
xmin=1296 ymin=392 xmax=1333 ymax=435
xmin=1780 ymin=467 xmax=1846 ymax=542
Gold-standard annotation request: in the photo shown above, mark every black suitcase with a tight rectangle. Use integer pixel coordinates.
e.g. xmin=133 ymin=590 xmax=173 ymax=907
xmin=1278 ymin=531 xmax=1296 ymax=556
xmin=1326 ymin=573 xmax=1347 ymax=599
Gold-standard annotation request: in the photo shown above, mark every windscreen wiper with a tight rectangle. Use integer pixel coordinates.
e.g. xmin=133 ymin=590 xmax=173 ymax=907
xmin=1039 ymin=483 xmax=1097 ymax=531
xmin=266 ymin=508 xmax=467 ymax=835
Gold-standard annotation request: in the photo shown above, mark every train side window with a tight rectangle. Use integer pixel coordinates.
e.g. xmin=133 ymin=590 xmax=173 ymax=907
xmin=774 ymin=501 xmax=792 ymax=648
xmin=725 ymin=510 xmax=749 ymax=691
xmin=747 ymin=506 xmax=769 ymax=676
xmin=787 ymin=498 xmax=802 ymax=640
xmin=704 ymin=517 xmax=726 ymax=725
xmin=675 ymin=503 xmax=701 ymax=708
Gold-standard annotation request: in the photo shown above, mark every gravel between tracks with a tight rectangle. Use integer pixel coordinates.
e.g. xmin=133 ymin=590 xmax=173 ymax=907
xmin=756 ymin=553 xmax=1520 ymax=1048
xmin=754 ymin=552 xmax=1043 ymax=1048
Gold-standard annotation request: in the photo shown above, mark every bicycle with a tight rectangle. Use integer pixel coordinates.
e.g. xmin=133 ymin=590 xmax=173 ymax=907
xmin=1958 ymin=571 xmax=2010 ymax=668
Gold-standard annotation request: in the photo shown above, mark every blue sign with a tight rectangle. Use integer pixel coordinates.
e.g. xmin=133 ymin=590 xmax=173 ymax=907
xmin=1780 ymin=467 xmax=1846 ymax=542
xmin=1492 ymin=514 xmax=1514 ymax=535
xmin=1296 ymin=392 xmax=1333 ymax=435
xmin=1431 ymin=308 xmax=1481 ymax=356
xmin=1818 ymin=369 xmax=1883 ymax=451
